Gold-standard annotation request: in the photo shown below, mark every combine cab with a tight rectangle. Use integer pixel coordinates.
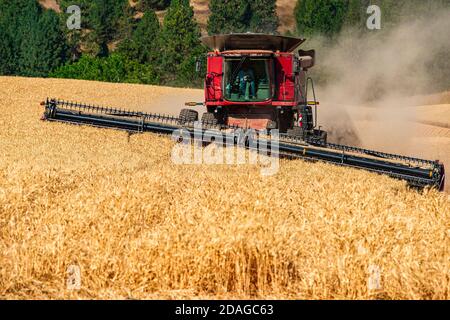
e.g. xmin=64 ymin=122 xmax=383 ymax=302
xmin=40 ymin=34 xmax=446 ymax=191
xmin=194 ymin=33 xmax=325 ymax=142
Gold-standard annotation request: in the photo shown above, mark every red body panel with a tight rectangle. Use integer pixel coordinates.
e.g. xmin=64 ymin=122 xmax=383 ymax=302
xmin=205 ymin=54 xmax=223 ymax=101
xmin=274 ymin=54 xmax=295 ymax=102
xmin=227 ymin=106 xmax=275 ymax=130
xmin=205 ymin=51 xmax=300 ymax=107
xmin=228 ymin=117 xmax=270 ymax=130
xmin=203 ymin=48 xmax=309 ymax=130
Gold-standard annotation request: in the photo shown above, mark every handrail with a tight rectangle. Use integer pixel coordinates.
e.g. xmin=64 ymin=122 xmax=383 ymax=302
xmin=306 ymin=77 xmax=318 ymax=128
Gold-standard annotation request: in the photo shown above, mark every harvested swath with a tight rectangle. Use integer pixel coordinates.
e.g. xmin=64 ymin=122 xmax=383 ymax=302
xmin=414 ymin=123 xmax=450 ymax=139
xmin=420 ymin=91 xmax=450 ymax=105
xmin=414 ymin=104 xmax=450 ymax=129
xmin=0 ymin=77 xmax=449 ymax=299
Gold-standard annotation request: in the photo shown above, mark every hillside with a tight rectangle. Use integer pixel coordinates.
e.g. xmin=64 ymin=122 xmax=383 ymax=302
xmin=39 ymin=0 xmax=60 ymax=12
xmin=0 ymin=76 xmax=449 ymax=299
xmin=39 ymin=0 xmax=297 ymax=34
xmin=191 ymin=0 xmax=297 ymax=34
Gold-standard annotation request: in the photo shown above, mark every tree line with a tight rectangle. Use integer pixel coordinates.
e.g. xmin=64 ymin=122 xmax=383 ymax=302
xmin=0 ymin=0 xmax=448 ymax=88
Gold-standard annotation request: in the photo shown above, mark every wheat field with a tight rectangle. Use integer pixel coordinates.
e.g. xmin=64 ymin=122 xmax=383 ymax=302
xmin=0 ymin=77 xmax=449 ymax=299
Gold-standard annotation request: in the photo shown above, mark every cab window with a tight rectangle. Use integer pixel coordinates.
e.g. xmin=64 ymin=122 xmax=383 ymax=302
xmin=223 ymin=57 xmax=271 ymax=102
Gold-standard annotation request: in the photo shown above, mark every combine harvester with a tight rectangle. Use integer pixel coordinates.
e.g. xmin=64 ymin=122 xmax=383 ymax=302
xmin=41 ymin=34 xmax=445 ymax=191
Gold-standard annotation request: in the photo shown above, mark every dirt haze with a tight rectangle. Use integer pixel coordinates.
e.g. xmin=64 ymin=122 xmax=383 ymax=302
xmin=303 ymin=8 xmax=450 ymax=190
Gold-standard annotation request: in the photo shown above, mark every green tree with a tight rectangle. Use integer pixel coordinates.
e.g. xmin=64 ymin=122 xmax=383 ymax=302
xmin=0 ymin=0 xmax=39 ymax=73
xmin=118 ymin=10 xmax=160 ymax=64
xmin=249 ymin=0 xmax=279 ymax=33
xmin=0 ymin=22 xmax=14 ymax=74
xmin=139 ymin=0 xmax=171 ymax=11
xmin=208 ymin=0 xmax=278 ymax=35
xmin=342 ymin=0 xmax=450 ymax=30
xmin=295 ymin=0 xmax=349 ymax=37
xmin=208 ymin=0 xmax=252 ymax=34
xmin=159 ymin=0 xmax=204 ymax=84
xmin=19 ymin=10 xmax=67 ymax=76
xmin=89 ymin=0 xmax=135 ymax=56
xmin=58 ymin=0 xmax=135 ymax=57
xmin=51 ymin=53 xmax=159 ymax=84
xmin=343 ymin=0 xmax=370 ymax=30
xmin=57 ymin=0 xmax=91 ymax=61
xmin=0 ymin=0 xmax=68 ymax=76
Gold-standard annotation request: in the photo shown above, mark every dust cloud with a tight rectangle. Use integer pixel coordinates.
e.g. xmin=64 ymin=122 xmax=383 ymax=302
xmin=142 ymin=87 xmax=204 ymax=115
xmin=143 ymin=6 xmax=450 ymax=162
xmin=309 ymin=8 xmax=450 ymax=155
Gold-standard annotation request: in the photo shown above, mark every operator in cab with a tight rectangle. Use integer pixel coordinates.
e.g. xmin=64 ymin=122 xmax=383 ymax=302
xmin=238 ymin=63 xmax=256 ymax=100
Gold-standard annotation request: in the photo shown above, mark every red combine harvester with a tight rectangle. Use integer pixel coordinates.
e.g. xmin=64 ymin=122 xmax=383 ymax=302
xmin=183 ymin=33 xmax=326 ymax=143
xmin=40 ymin=34 xmax=446 ymax=191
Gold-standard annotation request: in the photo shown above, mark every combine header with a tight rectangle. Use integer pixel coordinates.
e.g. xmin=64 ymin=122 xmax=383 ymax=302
xmin=41 ymin=34 xmax=445 ymax=191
